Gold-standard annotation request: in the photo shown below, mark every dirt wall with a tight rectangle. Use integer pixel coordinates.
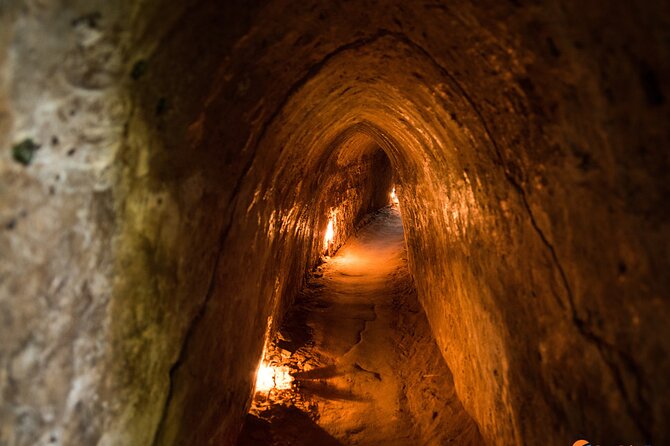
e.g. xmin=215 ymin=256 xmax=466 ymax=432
xmin=1 ymin=0 xmax=668 ymax=445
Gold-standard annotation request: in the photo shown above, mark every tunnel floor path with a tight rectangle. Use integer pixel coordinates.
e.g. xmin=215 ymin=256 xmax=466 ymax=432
xmin=237 ymin=207 xmax=483 ymax=445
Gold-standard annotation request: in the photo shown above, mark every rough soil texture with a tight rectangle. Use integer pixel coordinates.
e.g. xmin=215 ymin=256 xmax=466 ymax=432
xmin=237 ymin=207 xmax=483 ymax=445
xmin=1 ymin=1 xmax=669 ymax=446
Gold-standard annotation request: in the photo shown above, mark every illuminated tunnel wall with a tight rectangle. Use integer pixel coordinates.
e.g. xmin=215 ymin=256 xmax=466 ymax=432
xmin=0 ymin=1 xmax=668 ymax=445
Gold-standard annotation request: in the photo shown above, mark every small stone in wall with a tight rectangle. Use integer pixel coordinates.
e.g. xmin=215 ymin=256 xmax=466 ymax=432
xmin=155 ymin=97 xmax=169 ymax=116
xmin=131 ymin=60 xmax=148 ymax=80
xmin=11 ymin=139 xmax=40 ymax=166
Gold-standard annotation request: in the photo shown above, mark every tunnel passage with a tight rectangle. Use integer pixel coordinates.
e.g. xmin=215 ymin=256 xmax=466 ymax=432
xmin=237 ymin=205 xmax=484 ymax=445
xmin=1 ymin=1 xmax=669 ymax=446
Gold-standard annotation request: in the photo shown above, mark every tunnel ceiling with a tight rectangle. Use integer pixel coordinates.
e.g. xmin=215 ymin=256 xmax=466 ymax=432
xmin=1 ymin=0 xmax=669 ymax=445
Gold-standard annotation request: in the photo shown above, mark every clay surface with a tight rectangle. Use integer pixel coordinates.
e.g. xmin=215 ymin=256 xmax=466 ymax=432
xmin=0 ymin=1 xmax=668 ymax=445
xmin=238 ymin=208 xmax=482 ymax=445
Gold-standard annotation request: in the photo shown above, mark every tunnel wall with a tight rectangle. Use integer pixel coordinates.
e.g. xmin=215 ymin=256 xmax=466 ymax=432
xmin=141 ymin=126 xmax=392 ymax=445
xmin=1 ymin=1 xmax=669 ymax=446
xmin=0 ymin=3 xmax=393 ymax=444
xmin=0 ymin=3 xmax=134 ymax=445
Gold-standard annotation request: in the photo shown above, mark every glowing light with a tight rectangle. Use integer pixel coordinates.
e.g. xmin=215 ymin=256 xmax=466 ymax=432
xmin=256 ymin=364 xmax=275 ymax=391
xmin=390 ymin=187 xmax=400 ymax=206
xmin=324 ymin=217 xmax=334 ymax=249
xmin=255 ymin=362 xmax=294 ymax=392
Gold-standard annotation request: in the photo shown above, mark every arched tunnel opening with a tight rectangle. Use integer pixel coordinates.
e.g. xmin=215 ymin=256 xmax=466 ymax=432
xmin=1 ymin=1 xmax=669 ymax=446
xmin=233 ymin=137 xmax=484 ymax=445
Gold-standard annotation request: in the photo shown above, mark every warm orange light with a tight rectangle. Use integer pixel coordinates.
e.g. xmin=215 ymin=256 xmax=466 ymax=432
xmin=256 ymin=363 xmax=275 ymax=392
xmin=390 ymin=187 xmax=399 ymax=206
xmin=255 ymin=362 xmax=293 ymax=392
xmin=324 ymin=217 xmax=334 ymax=249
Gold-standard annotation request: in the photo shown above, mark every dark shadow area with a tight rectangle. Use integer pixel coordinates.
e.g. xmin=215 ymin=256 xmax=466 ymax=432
xmin=237 ymin=406 xmax=343 ymax=446
xmin=297 ymin=380 xmax=369 ymax=402
xmin=292 ymin=364 xmax=341 ymax=380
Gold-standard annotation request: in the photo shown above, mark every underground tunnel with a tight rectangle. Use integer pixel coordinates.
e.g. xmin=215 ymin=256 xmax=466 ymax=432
xmin=1 ymin=1 xmax=669 ymax=445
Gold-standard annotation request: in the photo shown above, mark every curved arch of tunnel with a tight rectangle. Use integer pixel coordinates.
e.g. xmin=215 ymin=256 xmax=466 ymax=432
xmin=6 ymin=3 xmax=660 ymax=446
xmin=144 ymin=30 xmax=562 ymax=446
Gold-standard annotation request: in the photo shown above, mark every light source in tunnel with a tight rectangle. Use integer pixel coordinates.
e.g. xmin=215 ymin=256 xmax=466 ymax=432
xmin=254 ymin=318 xmax=294 ymax=393
xmin=324 ymin=214 xmax=335 ymax=251
xmin=255 ymin=362 xmax=293 ymax=392
xmin=390 ymin=187 xmax=399 ymax=206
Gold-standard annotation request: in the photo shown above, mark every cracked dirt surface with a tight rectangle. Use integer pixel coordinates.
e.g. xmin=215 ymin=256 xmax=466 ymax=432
xmin=237 ymin=207 xmax=483 ymax=445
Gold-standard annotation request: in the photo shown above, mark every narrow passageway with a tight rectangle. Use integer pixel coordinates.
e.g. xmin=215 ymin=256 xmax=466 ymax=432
xmin=238 ymin=207 xmax=482 ymax=445
xmin=3 ymin=3 xmax=668 ymax=445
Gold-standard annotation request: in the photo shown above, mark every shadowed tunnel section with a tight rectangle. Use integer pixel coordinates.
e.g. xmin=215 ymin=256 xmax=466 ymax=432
xmin=0 ymin=1 xmax=669 ymax=446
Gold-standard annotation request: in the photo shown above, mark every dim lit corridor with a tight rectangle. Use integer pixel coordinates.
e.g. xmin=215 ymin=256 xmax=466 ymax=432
xmin=1 ymin=2 xmax=669 ymax=446
xmin=238 ymin=206 xmax=482 ymax=445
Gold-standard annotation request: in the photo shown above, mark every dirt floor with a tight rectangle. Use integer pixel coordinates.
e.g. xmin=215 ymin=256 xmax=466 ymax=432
xmin=237 ymin=207 xmax=483 ymax=445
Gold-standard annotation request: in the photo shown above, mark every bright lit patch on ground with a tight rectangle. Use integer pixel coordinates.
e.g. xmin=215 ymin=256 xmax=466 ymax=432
xmin=255 ymin=362 xmax=294 ymax=392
